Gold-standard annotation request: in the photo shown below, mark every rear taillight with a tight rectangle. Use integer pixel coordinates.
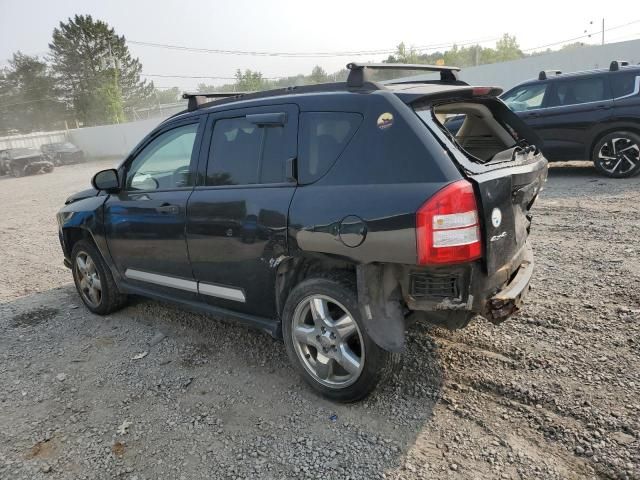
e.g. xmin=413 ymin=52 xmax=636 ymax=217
xmin=416 ymin=180 xmax=482 ymax=265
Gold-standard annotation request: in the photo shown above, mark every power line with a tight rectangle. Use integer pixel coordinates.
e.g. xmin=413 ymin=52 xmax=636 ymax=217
xmin=522 ymin=19 xmax=640 ymax=52
xmin=141 ymin=73 xmax=283 ymax=80
xmin=127 ymin=36 xmax=499 ymax=58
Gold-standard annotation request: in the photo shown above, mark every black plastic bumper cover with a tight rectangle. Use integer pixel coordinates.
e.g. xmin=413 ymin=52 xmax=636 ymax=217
xmin=484 ymin=243 xmax=534 ymax=323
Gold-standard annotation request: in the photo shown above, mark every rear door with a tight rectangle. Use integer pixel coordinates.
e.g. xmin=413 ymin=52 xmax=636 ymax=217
xmin=531 ymin=74 xmax=613 ymax=159
xmin=417 ymin=97 xmax=548 ymax=278
xmin=186 ymin=104 xmax=298 ymax=317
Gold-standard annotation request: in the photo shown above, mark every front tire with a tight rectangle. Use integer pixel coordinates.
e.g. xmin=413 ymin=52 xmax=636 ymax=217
xmin=282 ymin=274 xmax=398 ymax=402
xmin=71 ymin=240 xmax=128 ymax=315
xmin=592 ymin=131 xmax=640 ymax=178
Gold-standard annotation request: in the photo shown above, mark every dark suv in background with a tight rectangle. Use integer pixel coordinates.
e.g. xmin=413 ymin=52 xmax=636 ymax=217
xmin=501 ymin=60 xmax=640 ymax=178
xmin=41 ymin=142 xmax=85 ymax=165
xmin=57 ymin=63 xmax=547 ymax=402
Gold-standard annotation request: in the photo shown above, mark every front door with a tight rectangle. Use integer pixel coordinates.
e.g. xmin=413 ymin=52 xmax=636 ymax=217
xmin=526 ymin=75 xmax=613 ymax=160
xmin=104 ymin=118 xmax=204 ymax=299
xmin=186 ymin=104 xmax=298 ymax=317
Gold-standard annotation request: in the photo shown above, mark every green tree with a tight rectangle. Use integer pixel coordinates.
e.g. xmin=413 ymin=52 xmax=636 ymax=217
xmin=0 ymin=52 xmax=65 ymax=134
xmin=153 ymin=87 xmax=182 ymax=104
xmin=492 ymin=33 xmax=523 ymax=62
xmin=49 ymin=14 xmax=153 ymax=125
xmin=234 ymin=69 xmax=268 ymax=91
xmin=308 ymin=65 xmax=328 ymax=84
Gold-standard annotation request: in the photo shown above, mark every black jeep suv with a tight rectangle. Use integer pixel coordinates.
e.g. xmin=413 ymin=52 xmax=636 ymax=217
xmin=57 ymin=63 xmax=547 ymax=402
xmin=500 ymin=60 xmax=640 ymax=178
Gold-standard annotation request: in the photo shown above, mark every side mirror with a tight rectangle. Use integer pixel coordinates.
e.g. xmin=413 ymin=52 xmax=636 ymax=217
xmin=92 ymin=169 xmax=120 ymax=192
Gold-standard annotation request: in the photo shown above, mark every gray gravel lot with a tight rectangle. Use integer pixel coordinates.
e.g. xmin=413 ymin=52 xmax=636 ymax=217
xmin=0 ymin=161 xmax=639 ymax=479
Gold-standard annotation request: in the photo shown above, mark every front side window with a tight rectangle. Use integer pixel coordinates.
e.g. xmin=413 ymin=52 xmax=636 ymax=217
xmin=502 ymin=84 xmax=547 ymax=112
xmin=298 ymin=112 xmax=362 ymax=184
xmin=546 ymin=77 xmax=607 ymax=107
xmin=126 ymin=123 xmax=198 ymax=191
xmin=206 ymin=116 xmax=288 ymax=186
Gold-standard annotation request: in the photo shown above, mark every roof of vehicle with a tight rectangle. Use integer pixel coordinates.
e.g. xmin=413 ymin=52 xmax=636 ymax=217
xmin=512 ymin=61 xmax=640 ymax=88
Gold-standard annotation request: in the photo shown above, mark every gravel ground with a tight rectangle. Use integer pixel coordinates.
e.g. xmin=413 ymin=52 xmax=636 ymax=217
xmin=0 ymin=161 xmax=638 ymax=479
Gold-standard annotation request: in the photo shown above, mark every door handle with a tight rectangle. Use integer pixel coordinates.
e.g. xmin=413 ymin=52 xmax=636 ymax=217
xmin=596 ymin=104 xmax=611 ymax=110
xmin=156 ymin=204 xmax=179 ymax=214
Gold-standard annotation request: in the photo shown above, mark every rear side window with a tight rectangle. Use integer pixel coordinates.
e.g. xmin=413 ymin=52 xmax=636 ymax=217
xmin=611 ymin=72 xmax=640 ymax=98
xmin=206 ymin=117 xmax=287 ymax=185
xmin=546 ymin=77 xmax=608 ymax=107
xmin=298 ymin=112 xmax=362 ymax=184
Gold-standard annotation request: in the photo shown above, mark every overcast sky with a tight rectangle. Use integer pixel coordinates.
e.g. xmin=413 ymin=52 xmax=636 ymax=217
xmin=1 ymin=0 xmax=639 ymax=91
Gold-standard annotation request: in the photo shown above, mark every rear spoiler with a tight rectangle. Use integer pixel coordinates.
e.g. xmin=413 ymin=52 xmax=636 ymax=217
xmin=346 ymin=62 xmax=461 ymax=88
xmin=398 ymin=85 xmax=504 ymax=106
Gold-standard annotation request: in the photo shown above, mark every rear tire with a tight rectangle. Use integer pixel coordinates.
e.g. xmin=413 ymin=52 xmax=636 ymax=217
xmin=71 ymin=240 xmax=128 ymax=315
xmin=592 ymin=131 xmax=640 ymax=178
xmin=282 ymin=274 xmax=399 ymax=402
xmin=11 ymin=165 xmax=23 ymax=177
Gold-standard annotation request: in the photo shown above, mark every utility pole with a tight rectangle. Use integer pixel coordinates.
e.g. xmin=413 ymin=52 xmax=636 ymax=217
xmin=107 ymin=41 xmax=121 ymax=124
xmin=602 ymin=18 xmax=605 ymax=45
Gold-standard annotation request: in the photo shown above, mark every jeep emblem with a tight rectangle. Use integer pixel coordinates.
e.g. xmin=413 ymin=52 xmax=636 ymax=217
xmin=491 ymin=208 xmax=502 ymax=228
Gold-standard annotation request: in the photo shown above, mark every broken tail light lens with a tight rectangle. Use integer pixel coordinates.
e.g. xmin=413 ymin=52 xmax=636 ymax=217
xmin=417 ymin=180 xmax=482 ymax=264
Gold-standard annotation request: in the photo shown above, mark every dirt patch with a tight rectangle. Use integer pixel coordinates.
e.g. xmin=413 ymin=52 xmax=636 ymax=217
xmin=11 ymin=306 xmax=59 ymax=327
xmin=111 ymin=442 xmax=126 ymax=458
xmin=24 ymin=440 xmax=57 ymax=460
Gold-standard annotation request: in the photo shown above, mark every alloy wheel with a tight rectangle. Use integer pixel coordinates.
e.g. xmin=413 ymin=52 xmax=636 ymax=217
xmin=74 ymin=251 xmax=102 ymax=308
xmin=291 ymin=294 xmax=365 ymax=388
xmin=597 ymin=137 xmax=640 ymax=176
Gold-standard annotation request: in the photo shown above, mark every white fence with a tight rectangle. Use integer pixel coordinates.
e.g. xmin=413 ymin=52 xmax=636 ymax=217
xmin=0 ymin=130 xmax=68 ymax=150
xmin=68 ymin=117 xmax=163 ymax=158
xmin=0 ymin=117 xmax=166 ymax=158
xmin=0 ymin=103 xmax=184 ymax=158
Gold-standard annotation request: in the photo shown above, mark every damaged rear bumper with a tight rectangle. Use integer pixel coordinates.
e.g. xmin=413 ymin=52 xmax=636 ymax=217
xmin=484 ymin=243 xmax=533 ymax=323
xmin=401 ymin=241 xmax=535 ymax=329
xmin=357 ymin=242 xmax=535 ymax=352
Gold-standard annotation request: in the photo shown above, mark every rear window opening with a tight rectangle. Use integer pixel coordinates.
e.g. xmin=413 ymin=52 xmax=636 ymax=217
xmin=416 ymin=101 xmax=534 ymax=164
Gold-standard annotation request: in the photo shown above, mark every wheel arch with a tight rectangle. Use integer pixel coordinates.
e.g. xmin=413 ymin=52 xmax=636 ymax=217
xmin=588 ymin=122 xmax=640 ymax=160
xmin=275 ymin=255 xmax=406 ymax=352
xmin=62 ymin=226 xmax=95 ymax=259
xmin=275 ymin=254 xmax=357 ymax=321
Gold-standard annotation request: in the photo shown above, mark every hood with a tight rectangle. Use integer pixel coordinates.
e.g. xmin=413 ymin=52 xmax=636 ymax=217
xmin=65 ymin=188 xmax=99 ymax=205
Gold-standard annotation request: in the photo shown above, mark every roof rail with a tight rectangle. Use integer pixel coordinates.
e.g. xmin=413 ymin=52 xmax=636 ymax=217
xmin=346 ymin=62 xmax=460 ymax=88
xmin=182 ymin=92 xmax=253 ymax=112
xmin=610 ymin=60 xmax=629 ymax=71
xmin=538 ymin=70 xmax=562 ymax=81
